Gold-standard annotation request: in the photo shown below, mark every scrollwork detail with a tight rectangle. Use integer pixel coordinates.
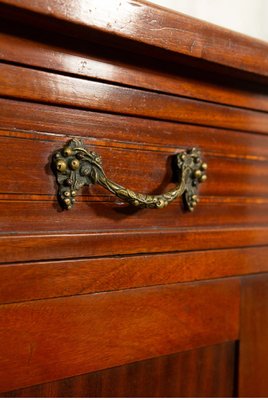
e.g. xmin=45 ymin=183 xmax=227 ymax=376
xmin=52 ymin=139 xmax=207 ymax=211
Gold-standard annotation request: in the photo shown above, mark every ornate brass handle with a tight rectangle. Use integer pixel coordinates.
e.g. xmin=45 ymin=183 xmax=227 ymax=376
xmin=52 ymin=139 xmax=207 ymax=211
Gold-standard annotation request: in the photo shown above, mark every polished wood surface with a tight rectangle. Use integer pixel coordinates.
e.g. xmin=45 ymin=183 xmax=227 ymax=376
xmin=239 ymin=274 xmax=268 ymax=397
xmin=1 ymin=247 xmax=267 ymax=304
xmin=2 ymin=226 xmax=268 ymax=264
xmin=1 ymin=131 xmax=268 ymax=198
xmin=1 ymin=0 xmax=268 ymax=78
xmin=0 ymin=279 xmax=239 ymax=392
xmin=1 ymin=99 xmax=268 ymax=159
xmin=3 ymin=342 xmax=236 ymax=397
xmin=1 ymin=0 xmax=268 ymax=396
xmin=1 ymin=64 xmax=268 ymax=133
xmin=0 ymin=95 xmax=268 ymax=263
xmin=1 ymin=22 xmax=268 ymax=112
xmin=3 ymin=197 xmax=268 ymax=233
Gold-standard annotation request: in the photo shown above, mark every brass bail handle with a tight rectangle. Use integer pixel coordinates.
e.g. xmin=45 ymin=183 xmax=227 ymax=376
xmin=52 ymin=139 xmax=207 ymax=211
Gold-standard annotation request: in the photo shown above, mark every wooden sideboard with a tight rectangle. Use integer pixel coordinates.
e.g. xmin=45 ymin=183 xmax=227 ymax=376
xmin=1 ymin=0 xmax=268 ymax=397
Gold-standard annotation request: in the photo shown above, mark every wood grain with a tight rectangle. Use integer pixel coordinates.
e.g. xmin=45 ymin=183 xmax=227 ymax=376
xmin=1 ymin=132 xmax=268 ymax=199
xmin=2 ymin=342 xmax=236 ymax=397
xmin=1 ymin=226 xmax=268 ymax=264
xmin=1 ymin=63 xmax=268 ymax=133
xmin=2 ymin=198 xmax=268 ymax=237
xmin=1 ymin=23 xmax=268 ymax=112
xmin=2 ymin=99 xmax=268 ymax=161
xmin=1 ymin=0 xmax=268 ymax=397
xmin=1 ymin=246 xmax=268 ymax=304
xmin=239 ymin=274 xmax=268 ymax=397
xmin=0 ymin=278 xmax=239 ymax=393
xmin=1 ymin=0 xmax=268 ymax=78
xmin=0 ymin=132 xmax=268 ymax=203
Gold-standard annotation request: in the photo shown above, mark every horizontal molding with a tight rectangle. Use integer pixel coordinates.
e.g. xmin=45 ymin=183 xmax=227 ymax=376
xmin=1 ymin=0 xmax=268 ymax=78
xmin=1 ymin=63 xmax=268 ymax=133
xmin=1 ymin=246 xmax=268 ymax=304
xmin=0 ymin=131 xmax=268 ymax=199
xmin=0 ymin=278 xmax=240 ymax=392
xmin=1 ymin=194 xmax=268 ymax=204
xmin=0 ymin=25 xmax=267 ymax=112
xmin=2 ymin=98 xmax=268 ymax=156
xmin=1 ymin=226 xmax=268 ymax=263
xmin=1 ymin=199 xmax=268 ymax=237
xmin=1 ymin=126 xmax=268 ymax=162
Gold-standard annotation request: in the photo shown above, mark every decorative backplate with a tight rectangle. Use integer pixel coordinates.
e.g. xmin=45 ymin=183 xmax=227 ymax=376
xmin=52 ymin=138 xmax=207 ymax=211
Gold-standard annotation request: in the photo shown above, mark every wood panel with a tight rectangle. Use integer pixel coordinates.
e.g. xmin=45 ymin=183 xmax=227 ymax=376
xmin=2 ymin=342 xmax=236 ymax=397
xmin=1 ymin=64 xmax=268 ymax=133
xmin=1 ymin=99 xmax=268 ymax=162
xmin=1 ymin=247 xmax=268 ymax=304
xmin=1 ymin=132 xmax=268 ymax=199
xmin=1 ymin=0 xmax=268 ymax=78
xmin=239 ymin=274 xmax=268 ymax=397
xmin=2 ymin=198 xmax=268 ymax=235
xmin=1 ymin=23 xmax=268 ymax=112
xmin=2 ymin=226 xmax=268 ymax=264
xmin=0 ymin=278 xmax=239 ymax=392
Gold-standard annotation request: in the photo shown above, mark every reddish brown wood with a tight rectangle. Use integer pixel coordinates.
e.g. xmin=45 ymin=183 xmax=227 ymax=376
xmin=1 ymin=198 xmax=268 ymax=237
xmin=1 ymin=63 xmax=268 ymax=133
xmin=2 ymin=342 xmax=236 ymax=397
xmin=0 ymin=278 xmax=239 ymax=393
xmin=239 ymin=274 xmax=268 ymax=397
xmin=1 ymin=0 xmax=268 ymax=78
xmin=1 ymin=131 xmax=268 ymax=199
xmin=1 ymin=24 xmax=268 ymax=112
xmin=1 ymin=1 xmax=268 ymax=396
xmin=1 ymin=226 xmax=268 ymax=264
xmin=1 ymin=99 xmax=268 ymax=162
xmin=1 ymin=247 xmax=268 ymax=305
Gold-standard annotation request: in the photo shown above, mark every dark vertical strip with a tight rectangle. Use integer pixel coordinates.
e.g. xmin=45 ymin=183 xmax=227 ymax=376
xmin=239 ymin=273 xmax=268 ymax=397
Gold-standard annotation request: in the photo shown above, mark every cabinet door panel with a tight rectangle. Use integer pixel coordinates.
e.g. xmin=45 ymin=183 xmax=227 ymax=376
xmin=2 ymin=342 xmax=236 ymax=398
xmin=239 ymin=274 xmax=268 ymax=397
xmin=0 ymin=278 xmax=239 ymax=393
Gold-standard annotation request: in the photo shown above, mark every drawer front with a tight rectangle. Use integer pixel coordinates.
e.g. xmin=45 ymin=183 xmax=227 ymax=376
xmin=1 ymin=94 xmax=268 ymax=262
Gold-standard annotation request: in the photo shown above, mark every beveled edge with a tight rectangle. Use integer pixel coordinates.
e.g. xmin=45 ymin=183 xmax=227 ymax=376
xmin=0 ymin=0 xmax=268 ymax=79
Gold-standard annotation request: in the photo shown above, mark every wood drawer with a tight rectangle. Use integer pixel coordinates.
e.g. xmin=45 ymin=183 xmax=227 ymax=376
xmin=1 ymin=100 xmax=268 ymax=262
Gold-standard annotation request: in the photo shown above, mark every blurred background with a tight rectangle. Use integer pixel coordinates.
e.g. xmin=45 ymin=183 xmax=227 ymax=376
xmin=149 ymin=0 xmax=268 ymax=41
